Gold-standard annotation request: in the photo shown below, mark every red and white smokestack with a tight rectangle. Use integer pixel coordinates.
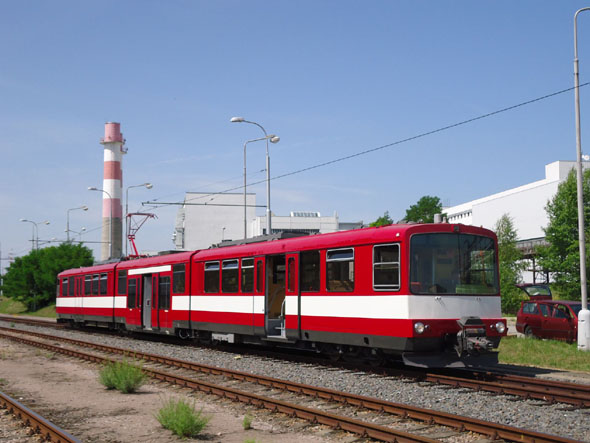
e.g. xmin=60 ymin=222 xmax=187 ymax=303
xmin=100 ymin=122 xmax=127 ymax=260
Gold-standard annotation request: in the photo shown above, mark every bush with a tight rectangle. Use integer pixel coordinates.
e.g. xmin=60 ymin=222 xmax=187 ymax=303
xmin=99 ymin=360 xmax=146 ymax=393
xmin=156 ymin=397 xmax=209 ymax=438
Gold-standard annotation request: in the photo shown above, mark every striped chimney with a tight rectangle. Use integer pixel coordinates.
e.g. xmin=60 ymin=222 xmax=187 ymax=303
xmin=100 ymin=122 xmax=127 ymax=260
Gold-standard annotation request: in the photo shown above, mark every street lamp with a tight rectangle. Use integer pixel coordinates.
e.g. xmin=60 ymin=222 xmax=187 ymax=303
xmin=125 ymin=183 xmax=153 ymax=256
xmin=231 ymin=117 xmax=280 ymax=236
xmin=88 ymin=186 xmax=113 ymax=259
xmin=574 ymin=7 xmax=590 ymax=351
xmin=19 ymin=219 xmax=50 ymax=251
xmin=66 ymin=205 xmax=88 ymax=242
xmin=67 ymin=227 xmax=86 ymax=242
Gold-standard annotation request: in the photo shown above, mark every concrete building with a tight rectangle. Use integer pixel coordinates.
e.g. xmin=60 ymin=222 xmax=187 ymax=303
xmin=444 ymin=160 xmax=590 ymax=283
xmin=173 ymin=192 xmax=363 ymax=251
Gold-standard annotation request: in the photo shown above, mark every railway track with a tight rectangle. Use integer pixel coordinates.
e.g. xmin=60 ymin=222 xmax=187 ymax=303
xmin=0 ymin=326 xmax=579 ymax=443
xmin=0 ymin=388 xmax=80 ymax=443
xmin=2 ymin=315 xmax=590 ymax=408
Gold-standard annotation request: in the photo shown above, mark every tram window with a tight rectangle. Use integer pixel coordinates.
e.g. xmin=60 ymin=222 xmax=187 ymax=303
xmin=159 ymin=276 xmax=171 ymax=310
xmin=99 ymin=273 xmax=108 ymax=295
xmin=127 ymin=278 xmax=137 ymax=308
xmin=173 ymin=263 xmax=186 ymax=293
xmin=84 ymin=275 xmax=92 ymax=295
xmin=288 ymin=257 xmax=296 ymax=292
xmin=92 ymin=274 xmax=99 ymax=295
xmin=241 ymin=258 xmax=254 ymax=293
xmin=68 ymin=277 xmax=74 ymax=296
xmin=300 ymin=250 xmax=320 ymax=292
xmin=222 ymin=259 xmax=239 ymax=293
xmin=204 ymin=261 xmax=220 ymax=293
xmin=373 ymin=244 xmax=400 ymax=291
xmin=326 ymin=248 xmax=354 ymax=292
xmin=117 ymin=271 xmax=127 ymax=295
xmin=62 ymin=279 xmax=68 ymax=297
xmin=256 ymin=260 xmax=264 ymax=293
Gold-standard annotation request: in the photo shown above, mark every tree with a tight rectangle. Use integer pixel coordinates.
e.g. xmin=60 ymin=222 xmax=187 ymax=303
xmin=1 ymin=243 xmax=93 ymax=311
xmin=404 ymin=195 xmax=444 ymax=223
xmin=537 ymin=168 xmax=590 ymax=300
xmin=369 ymin=211 xmax=393 ymax=227
xmin=494 ymin=214 xmax=526 ymax=314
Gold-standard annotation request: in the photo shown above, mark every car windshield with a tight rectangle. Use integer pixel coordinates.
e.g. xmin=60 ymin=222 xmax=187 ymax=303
xmin=410 ymin=233 xmax=498 ymax=295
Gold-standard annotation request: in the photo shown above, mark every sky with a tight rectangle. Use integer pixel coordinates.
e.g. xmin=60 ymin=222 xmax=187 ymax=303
xmin=1 ymin=1 xmax=590 ymax=266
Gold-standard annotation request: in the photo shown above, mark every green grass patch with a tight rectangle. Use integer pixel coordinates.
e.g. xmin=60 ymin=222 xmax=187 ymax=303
xmin=0 ymin=297 xmax=27 ymax=315
xmin=242 ymin=414 xmax=252 ymax=430
xmin=499 ymin=336 xmax=590 ymax=372
xmin=98 ymin=359 xmax=146 ymax=393
xmin=25 ymin=304 xmax=56 ymax=318
xmin=156 ymin=397 xmax=209 ymax=438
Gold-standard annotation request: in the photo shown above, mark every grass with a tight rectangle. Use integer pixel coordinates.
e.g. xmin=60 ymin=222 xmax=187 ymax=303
xmin=156 ymin=397 xmax=210 ymax=438
xmin=242 ymin=414 xmax=253 ymax=430
xmin=98 ymin=359 xmax=147 ymax=393
xmin=0 ymin=297 xmax=56 ymax=318
xmin=499 ymin=336 xmax=590 ymax=372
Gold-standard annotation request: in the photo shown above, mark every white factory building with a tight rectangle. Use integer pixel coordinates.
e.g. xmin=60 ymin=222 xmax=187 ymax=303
xmin=444 ymin=160 xmax=590 ymax=283
xmin=173 ymin=192 xmax=363 ymax=250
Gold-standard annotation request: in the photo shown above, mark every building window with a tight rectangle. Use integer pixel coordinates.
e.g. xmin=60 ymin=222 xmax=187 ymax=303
xmin=222 ymin=259 xmax=239 ymax=293
xmin=300 ymin=250 xmax=320 ymax=292
xmin=241 ymin=258 xmax=254 ymax=293
xmin=373 ymin=244 xmax=400 ymax=291
xmin=117 ymin=271 xmax=127 ymax=295
xmin=204 ymin=261 xmax=220 ymax=293
xmin=159 ymin=276 xmax=171 ymax=310
xmin=326 ymin=248 xmax=354 ymax=292
xmin=173 ymin=263 xmax=186 ymax=293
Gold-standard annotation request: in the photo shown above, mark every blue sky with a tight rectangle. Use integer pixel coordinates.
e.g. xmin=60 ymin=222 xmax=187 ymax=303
xmin=1 ymin=1 xmax=590 ymax=264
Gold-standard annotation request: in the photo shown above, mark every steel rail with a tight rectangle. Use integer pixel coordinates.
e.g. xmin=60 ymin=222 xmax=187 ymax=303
xmin=0 ymin=328 xmax=579 ymax=443
xmin=0 ymin=389 xmax=80 ymax=443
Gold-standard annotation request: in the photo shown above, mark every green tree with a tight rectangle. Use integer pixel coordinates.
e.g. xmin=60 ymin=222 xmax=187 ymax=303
xmin=1 ymin=243 xmax=93 ymax=311
xmin=494 ymin=214 xmax=526 ymax=314
xmin=369 ymin=211 xmax=393 ymax=227
xmin=404 ymin=195 xmax=444 ymax=223
xmin=537 ymin=169 xmax=590 ymax=300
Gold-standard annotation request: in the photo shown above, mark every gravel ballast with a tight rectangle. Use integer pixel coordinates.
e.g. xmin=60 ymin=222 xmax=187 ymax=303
xmin=3 ymin=320 xmax=589 ymax=441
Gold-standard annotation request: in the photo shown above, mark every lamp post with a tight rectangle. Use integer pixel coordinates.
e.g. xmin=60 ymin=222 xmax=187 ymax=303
xmin=574 ymin=7 xmax=590 ymax=351
xmin=66 ymin=205 xmax=88 ymax=242
xmin=125 ymin=183 xmax=153 ymax=256
xmin=231 ymin=117 xmax=280 ymax=236
xmin=67 ymin=227 xmax=86 ymax=242
xmin=88 ymin=187 xmax=113 ymax=259
xmin=19 ymin=219 xmax=50 ymax=251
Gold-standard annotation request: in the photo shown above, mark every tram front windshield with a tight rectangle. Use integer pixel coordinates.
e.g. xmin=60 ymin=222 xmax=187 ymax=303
xmin=410 ymin=233 xmax=498 ymax=295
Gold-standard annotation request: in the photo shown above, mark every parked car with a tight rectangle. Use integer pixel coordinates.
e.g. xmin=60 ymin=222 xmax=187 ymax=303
xmin=516 ymin=300 xmax=582 ymax=343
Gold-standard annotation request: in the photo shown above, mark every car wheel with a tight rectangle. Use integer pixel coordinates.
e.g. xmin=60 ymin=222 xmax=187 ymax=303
xmin=524 ymin=326 xmax=534 ymax=338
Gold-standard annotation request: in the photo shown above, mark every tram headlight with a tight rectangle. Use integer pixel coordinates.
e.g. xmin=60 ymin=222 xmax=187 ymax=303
xmin=414 ymin=322 xmax=425 ymax=334
xmin=495 ymin=321 xmax=506 ymax=334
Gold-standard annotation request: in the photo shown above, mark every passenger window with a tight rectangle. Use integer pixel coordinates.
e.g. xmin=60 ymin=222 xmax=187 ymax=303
xmin=159 ymin=276 xmax=171 ymax=310
xmin=373 ymin=244 xmax=400 ymax=291
xmin=222 ymin=260 xmax=239 ymax=293
xmin=523 ymin=302 xmax=537 ymax=314
xmin=288 ymin=257 xmax=296 ymax=292
xmin=62 ymin=278 xmax=68 ymax=297
xmin=68 ymin=277 xmax=74 ymax=296
xmin=92 ymin=274 xmax=99 ymax=295
xmin=117 ymin=271 xmax=127 ymax=295
xmin=241 ymin=258 xmax=254 ymax=293
xmin=85 ymin=275 xmax=92 ymax=295
xmin=326 ymin=248 xmax=354 ymax=292
xmin=99 ymin=273 xmax=108 ymax=295
xmin=127 ymin=279 xmax=137 ymax=308
xmin=300 ymin=250 xmax=320 ymax=292
xmin=256 ymin=260 xmax=264 ymax=293
xmin=539 ymin=304 xmax=550 ymax=317
xmin=554 ymin=305 xmax=569 ymax=319
xmin=173 ymin=263 xmax=186 ymax=293
xmin=204 ymin=261 xmax=220 ymax=293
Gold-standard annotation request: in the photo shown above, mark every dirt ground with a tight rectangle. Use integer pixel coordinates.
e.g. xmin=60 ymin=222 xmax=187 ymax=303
xmin=0 ymin=339 xmax=357 ymax=442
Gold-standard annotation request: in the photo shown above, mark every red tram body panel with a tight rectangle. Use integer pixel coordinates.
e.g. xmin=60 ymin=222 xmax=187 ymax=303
xmin=56 ymin=224 xmax=507 ymax=367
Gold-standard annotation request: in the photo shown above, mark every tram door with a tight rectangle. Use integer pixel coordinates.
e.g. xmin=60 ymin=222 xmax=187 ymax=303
xmin=150 ymin=275 xmax=160 ymax=331
xmin=142 ymin=275 xmax=152 ymax=330
xmin=266 ymin=255 xmax=286 ymax=337
xmin=285 ymin=253 xmax=300 ymax=340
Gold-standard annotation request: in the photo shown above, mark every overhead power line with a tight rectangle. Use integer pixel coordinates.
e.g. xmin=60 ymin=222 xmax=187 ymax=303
xmin=144 ymin=83 xmax=589 ymax=209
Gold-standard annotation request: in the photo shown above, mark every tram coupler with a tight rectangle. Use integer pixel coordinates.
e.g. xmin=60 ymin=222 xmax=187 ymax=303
xmin=454 ymin=316 xmax=493 ymax=357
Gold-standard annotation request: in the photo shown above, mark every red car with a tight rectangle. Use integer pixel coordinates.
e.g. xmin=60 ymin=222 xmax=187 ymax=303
xmin=516 ymin=300 xmax=582 ymax=343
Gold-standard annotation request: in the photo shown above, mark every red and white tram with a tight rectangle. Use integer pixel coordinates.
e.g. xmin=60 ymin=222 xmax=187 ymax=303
xmin=56 ymin=223 xmax=507 ymax=367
